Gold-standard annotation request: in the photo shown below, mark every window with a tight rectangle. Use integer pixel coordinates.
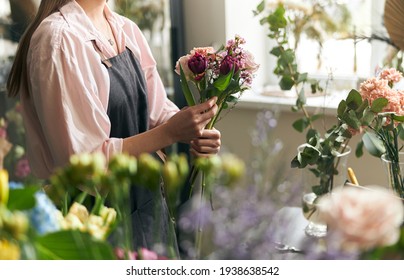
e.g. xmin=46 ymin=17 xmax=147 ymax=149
xmin=222 ymin=0 xmax=391 ymax=93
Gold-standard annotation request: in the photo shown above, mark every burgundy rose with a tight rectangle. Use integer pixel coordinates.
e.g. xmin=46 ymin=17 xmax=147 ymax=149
xmin=188 ymin=52 xmax=207 ymax=75
xmin=220 ymin=55 xmax=239 ymax=75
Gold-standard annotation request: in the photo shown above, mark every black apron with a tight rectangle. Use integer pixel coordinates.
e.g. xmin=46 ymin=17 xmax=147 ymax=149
xmin=94 ymin=44 xmax=178 ymax=256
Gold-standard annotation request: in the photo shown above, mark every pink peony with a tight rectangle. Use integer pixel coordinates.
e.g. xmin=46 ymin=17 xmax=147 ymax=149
xmin=318 ymin=186 xmax=404 ymax=252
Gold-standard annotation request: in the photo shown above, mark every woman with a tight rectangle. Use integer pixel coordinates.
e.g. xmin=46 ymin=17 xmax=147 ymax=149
xmin=6 ymin=0 xmax=221 ymax=255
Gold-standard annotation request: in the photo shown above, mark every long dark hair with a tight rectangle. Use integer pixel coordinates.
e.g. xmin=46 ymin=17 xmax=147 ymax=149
xmin=6 ymin=0 xmax=72 ymax=97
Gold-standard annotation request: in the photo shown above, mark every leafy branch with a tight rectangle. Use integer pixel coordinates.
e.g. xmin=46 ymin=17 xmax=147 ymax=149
xmin=255 ymin=3 xmax=322 ymax=133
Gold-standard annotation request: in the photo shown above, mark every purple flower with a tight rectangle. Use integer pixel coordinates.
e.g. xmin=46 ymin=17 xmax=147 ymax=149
xmin=14 ymin=157 xmax=31 ymax=178
xmin=188 ymin=52 xmax=207 ymax=75
xmin=220 ymin=55 xmax=239 ymax=75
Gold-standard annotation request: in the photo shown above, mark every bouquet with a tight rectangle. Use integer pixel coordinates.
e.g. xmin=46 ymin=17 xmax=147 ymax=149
xmin=175 ymin=35 xmax=259 ymax=190
xmin=339 ymin=68 xmax=404 ymax=196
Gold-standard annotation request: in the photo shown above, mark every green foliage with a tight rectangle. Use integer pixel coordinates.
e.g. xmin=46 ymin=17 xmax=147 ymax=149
xmin=35 ymin=230 xmax=116 ymax=260
xmin=7 ymin=186 xmax=39 ymax=211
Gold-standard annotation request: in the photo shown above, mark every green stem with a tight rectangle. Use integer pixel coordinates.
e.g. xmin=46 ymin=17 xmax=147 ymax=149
xmin=195 ymin=172 xmax=206 ymax=259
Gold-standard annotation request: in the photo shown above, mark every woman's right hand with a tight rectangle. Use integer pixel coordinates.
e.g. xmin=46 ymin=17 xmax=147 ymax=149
xmin=166 ymin=97 xmax=218 ymax=143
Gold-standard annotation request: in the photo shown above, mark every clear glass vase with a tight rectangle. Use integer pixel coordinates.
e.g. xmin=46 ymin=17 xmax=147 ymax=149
xmin=299 ymin=144 xmax=351 ymax=238
xmin=381 ymin=152 xmax=404 ymax=199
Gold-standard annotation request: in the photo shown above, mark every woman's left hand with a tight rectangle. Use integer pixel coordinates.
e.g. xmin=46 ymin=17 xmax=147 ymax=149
xmin=190 ymin=128 xmax=221 ymax=157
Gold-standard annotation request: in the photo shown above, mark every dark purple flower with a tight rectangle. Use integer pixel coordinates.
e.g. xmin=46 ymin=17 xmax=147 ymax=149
xmin=15 ymin=157 xmax=31 ymax=178
xmin=220 ymin=55 xmax=239 ymax=75
xmin=188 ymin=52 xmax=207 ymax=75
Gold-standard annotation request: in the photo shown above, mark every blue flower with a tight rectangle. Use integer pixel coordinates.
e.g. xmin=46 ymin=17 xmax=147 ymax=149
xmin=9 ymin=182 xmax=60 ymax=235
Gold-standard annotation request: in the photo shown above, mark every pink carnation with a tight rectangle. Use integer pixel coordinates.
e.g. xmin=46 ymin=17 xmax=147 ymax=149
xmin=379 ymin=68 xmax=402 ymax=83
xmin=359 ymin=77 xmax=404 ymax=116
xmin=318 ymin=186 xmax=404 ymax=252
xmin=190 ymin=47 xmax=215 ymax=57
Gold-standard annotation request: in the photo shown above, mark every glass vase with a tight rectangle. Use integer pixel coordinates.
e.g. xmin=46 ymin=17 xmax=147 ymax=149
xmin=299 ymin=144 xmax=351 ymax=238
xmin=381 ymin=152 xmax=404 ymax=199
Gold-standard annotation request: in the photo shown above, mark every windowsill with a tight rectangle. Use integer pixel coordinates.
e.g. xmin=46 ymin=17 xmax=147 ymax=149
xmin=238 ymin=88 xmax=349 ymax=116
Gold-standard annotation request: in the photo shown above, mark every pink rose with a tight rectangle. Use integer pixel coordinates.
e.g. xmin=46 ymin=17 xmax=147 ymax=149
xmin=318 ymin=186 xmax=404 ymax=252
xmin=175 ymin=54 xmax=193 ymax=80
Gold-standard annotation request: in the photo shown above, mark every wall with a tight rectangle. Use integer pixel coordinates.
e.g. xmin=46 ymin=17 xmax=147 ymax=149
xmin=215 ymin=104 xmax=386 ymax=187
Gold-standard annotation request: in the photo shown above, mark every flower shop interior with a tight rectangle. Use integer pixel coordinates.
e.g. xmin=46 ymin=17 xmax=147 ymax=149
xmin=0 ymin=0 xmax=404 ymax=261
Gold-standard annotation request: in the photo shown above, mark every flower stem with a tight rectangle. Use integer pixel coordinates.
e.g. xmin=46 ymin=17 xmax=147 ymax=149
xmin=195 ymin=172 xmax=206 ymax=259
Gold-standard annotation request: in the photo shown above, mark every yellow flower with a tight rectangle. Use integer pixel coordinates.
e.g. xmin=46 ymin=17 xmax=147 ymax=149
xmin=99 ymin=206 xmax=117 ymax=226
xmin=68 ymin=202 xmax=89 ymax=224
xmin=62 ymin=213 xmax=84 ymax=231
xmin=87 ymin=214 xmax=107 ymax=240
xmin=0 ymin=239 xmax=20 ymax=260
xmin=0 ymin=169 xmax=9 ymax=205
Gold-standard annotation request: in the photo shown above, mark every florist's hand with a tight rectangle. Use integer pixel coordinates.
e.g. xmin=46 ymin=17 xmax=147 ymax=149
xmin=190 ymin=128 xmax=221 ymax=157
xmin=167 ymin=97 xmax=218 ymax=143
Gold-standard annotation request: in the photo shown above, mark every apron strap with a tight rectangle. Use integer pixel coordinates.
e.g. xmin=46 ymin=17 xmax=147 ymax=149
xmin=91 ymin=40 xmax=112 ymax=68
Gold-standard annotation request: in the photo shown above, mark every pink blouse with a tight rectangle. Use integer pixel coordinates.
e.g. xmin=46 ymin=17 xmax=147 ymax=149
xmin=20 ymin=1 xmax=179 ymax=179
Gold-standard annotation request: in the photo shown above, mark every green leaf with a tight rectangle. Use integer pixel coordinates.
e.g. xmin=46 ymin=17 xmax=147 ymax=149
xmin=362 ymin=132 xmax=386 ymax=157
xmin=310 ymin=114 xmax=323 ymax=122
xmin=255 ymin=0 xmax=265 ymax=14
xmin=341 ymin=110 xmax=361 ymax=130
xmin=267 ymin=5 xmax=287 ymax=30
xmin=346 ymin=89 xmax=362 ymax=110
xmin=7 ymin=186 xmax=39 ymax=211
xmin=312 ymin=185 xmax=328 ymax=196
xmin=299 ymin=145 xmax=321 ymax=166
xmin=279 ymin=76 xmax=294 ymax=90
xmin=293 ymin=88 xmax=306 ymax=108
xmin=292 ymin=118 xmax=309 ymax=133
xmin=370 ymin=98 xmax=388 ymax=113
xmin=337 ymin=100 xmax=347 ymax=117
xmin=213 ymin=69 xmax=234 ymax=92
xmin=398 ymin=123 xmax=404 ymax=140
xmin=179 ymin=64 xmax=196 ymax=106
xmin=270 ymin=46 xmax=283 ymax=57
xmin=306 ymin=128 xmax=320 ymax=144
xmin=35 ymin=230 xmax=116 ymax=260
xmin=291 ymin=156 xmax=300 ymax=168
xmin=280 ymin=49 xmax=295 ymax=65
xmin=355 ymin=140 xmax=364 ymax=158
xmin=392 ymin=115 xmax=404 ymax=122
xmin=356 ymin=98 xmax=369 ymax=114
xmin=361 ymin=108 xmax=375 ymax=126
xmin=297 ymin=73 xmax=308 ymax=83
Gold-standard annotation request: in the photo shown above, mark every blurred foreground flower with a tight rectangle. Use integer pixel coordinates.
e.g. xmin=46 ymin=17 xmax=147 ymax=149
xmin=0 ymin=239 xmax=20 ymax=260
xmin=318 ymin=186 xmax=404 ymax=252
xmin=115 ymin=247 xmax=168 ymax=260
xmin=57 ymin=202 xmax=117 ymax=241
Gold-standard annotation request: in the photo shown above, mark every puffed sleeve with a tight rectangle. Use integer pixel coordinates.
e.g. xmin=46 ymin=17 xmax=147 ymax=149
xmin=27 ymin=24 xmax=122 ymax=175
